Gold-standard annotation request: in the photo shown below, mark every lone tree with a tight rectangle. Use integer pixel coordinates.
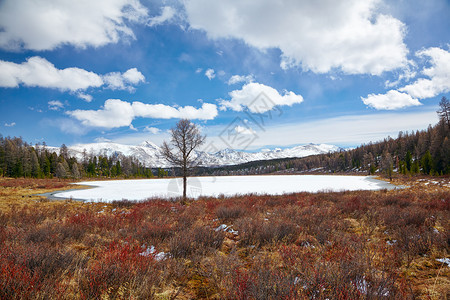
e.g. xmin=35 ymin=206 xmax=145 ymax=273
xmin=437 ymin=96 xmax=450 ymax=129
xmin=160 ymin=119 xmax=205 ymax=202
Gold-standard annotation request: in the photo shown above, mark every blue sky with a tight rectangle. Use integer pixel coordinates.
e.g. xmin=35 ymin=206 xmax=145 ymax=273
xmin=0 ymin=0 xmax=449 ymax=151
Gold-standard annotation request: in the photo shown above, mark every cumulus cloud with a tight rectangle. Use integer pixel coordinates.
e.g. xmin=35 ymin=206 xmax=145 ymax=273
xmin=143 ymin=126 xmax=161 ymax=134
xmin=0 ymin=0 xmax=148 ymax=51
xmin=67 ymin=99 xmax=218 ymax=129
xmin=398 ymin=47 xmax=450 ymax=98
xmin=77 ymin=93 xmax=93 ymax=102
xmin=0 ymin=56 xmax=145 ymax=92
xmin=220 ymin=82 xmax=303 ymax=113
xmin=362 ymin=90 xmax=421 ymax=110
xmin=205 ymin=68 xmax=215 ymax=80
xmin=4 ymin=122 xmax=16 ymax=127
xmin=103 ymin=68 xmax=145 ymax=90
xmin=228 ymin=74 xmax=254 ymax=85
xmin=133 ymin=102 xmax=218 ymax=120
xmin=362 ymin=47 xmax=450 ymax=110
xmin=48 ymin=100 xmax=65 ymax=111
xmin=0 ymin=56 xmax=103 ymax=91
xmin=147 ymin=6 xmax=176 ymax=26
xmin=68 ymin=99 xmax=135 ymax=128
xmin=184 ymin=0 xmax=408 ymax=75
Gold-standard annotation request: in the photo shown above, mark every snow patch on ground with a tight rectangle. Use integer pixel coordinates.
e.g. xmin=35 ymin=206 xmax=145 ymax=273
xmin=139 ymin=245 xmax=167 ymax=261
xmin=436 ymin=258 xmax=450 ymax=267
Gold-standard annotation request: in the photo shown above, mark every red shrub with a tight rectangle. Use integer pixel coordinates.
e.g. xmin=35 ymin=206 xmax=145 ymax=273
xmin=78 ymin=241 xmax=158 ymax=299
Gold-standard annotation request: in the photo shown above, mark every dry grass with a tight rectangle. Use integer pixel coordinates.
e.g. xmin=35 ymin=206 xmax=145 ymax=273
xmin=0 ymin=176 xmax=448 ymax=299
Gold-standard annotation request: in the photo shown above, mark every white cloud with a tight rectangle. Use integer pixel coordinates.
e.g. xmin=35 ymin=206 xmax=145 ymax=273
xmin=362 ymin=47 xmax=450 ymax=110
xmin=4 ymin=122 xmax=16 ymax=127
xmin=122 ymin=68 xmax=145 ymax=84
xmin=0 ymin=56 xmax=103 ymax=91
xmin=67 ymin=99 xmax=218 ymax=129
xmin=77 ymin=93 xmax=93 ymax=102
xmin=235 ymin=125 xmax=256 ymax=135
xmin=103 ymin=68 xmax=145 ymax=90
xmin=147 ymin=6 xmax=176 ymax=26
xmin=184 ymin=0 xmax=408 ymax=75
xmin=220 ymin=82 xmax=303 ymax=113
xmin=133 ymin=102 xmax=218 ymax=120
xmin=228 ymin=74 xmax=254 ymax=85
xmin=48 ymin=100 xmax=65 ymax=111
xmin=143 ymin=126 xmax=161 ymax=134
xmin=361 ymin=90 xmax=421 ymax=110
xmin=0 ymin=56 xmax=145 ymax=92
xmin=205 ymin=68 xmax=215 ymax=80
xmin=0 ymin=0 xmax=148 ymax=51
xmin=399 ymin=47 xmax=450 ymax=98
xmin=68 ymin=99 xmax=135 ymax=128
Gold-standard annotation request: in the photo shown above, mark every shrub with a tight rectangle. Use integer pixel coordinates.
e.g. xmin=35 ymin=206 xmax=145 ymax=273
xmin=236 ymin=217 xmax=298 ymax=247
xmin=215 ymin=205 xmax=245 ymax=221
xmin=78 ymin=241 xmax=159 ymax=299
xmin=168 ymin=225 xmax=224 ymax=258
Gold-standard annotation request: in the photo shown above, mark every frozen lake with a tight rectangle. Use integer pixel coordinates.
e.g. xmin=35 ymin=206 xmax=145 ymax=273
xmin=52 ymin=175 xmax=397 ymax=202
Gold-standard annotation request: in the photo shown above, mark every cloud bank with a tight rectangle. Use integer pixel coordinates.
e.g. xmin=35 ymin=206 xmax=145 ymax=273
xmin=184 ymin=0 xmax=408 ymax=75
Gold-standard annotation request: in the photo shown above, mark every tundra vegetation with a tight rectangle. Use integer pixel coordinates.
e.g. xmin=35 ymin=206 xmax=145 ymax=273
xmin=0 ymin=176 xmax=448 ymax=299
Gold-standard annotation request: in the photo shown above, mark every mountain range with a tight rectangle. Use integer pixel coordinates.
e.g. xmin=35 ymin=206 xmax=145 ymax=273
xmin=55 ymin=141 xmax=341 ymax=168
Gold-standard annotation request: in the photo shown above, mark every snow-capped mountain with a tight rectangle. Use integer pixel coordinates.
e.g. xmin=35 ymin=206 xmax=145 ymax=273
xmin=53 ymin=141 xmax=341 ymax=168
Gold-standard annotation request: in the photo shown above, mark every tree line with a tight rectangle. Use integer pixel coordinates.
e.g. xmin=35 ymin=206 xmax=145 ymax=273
xmin=0 ymin=137 xmax=163 ymax=179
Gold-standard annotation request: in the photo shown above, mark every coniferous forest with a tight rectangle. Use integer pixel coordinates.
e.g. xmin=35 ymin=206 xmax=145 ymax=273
xmin=0 ymin=139 xmax=156 ymax=179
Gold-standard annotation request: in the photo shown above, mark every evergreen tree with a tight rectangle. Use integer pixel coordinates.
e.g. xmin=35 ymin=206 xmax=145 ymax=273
xmin=30 ymin=150 xmax=41 ymax=178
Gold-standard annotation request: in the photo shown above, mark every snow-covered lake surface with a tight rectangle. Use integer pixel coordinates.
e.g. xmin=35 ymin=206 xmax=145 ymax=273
xmin=52 ymin=175 xmax=397 ymax=202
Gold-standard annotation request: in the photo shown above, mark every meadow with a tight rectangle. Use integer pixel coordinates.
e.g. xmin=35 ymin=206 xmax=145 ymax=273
xmin=0 ymin=176 xmax=448 ymax=299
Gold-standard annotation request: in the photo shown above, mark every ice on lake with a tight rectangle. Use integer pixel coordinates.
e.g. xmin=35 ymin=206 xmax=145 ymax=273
xmin=52 ymin=175 xmax=397 ymax=202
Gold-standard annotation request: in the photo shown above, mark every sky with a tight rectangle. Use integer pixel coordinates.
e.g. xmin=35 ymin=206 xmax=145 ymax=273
xmin=0 ymin=0 xmax=449 ymax=151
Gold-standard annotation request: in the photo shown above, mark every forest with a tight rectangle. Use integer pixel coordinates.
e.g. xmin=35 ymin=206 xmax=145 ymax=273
xmin=0 ymin=138 xmax=160 ymax=179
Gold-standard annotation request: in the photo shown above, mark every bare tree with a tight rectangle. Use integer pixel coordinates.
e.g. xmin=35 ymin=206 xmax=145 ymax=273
xmin=437 ymin=96 xmax=450 ymax=129
xmin=160 ymin=119 xmax=206 ymax=202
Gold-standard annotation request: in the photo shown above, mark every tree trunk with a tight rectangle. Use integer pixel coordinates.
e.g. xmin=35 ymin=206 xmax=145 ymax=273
xmin=182 ymin=173 xmax=187 ymax=203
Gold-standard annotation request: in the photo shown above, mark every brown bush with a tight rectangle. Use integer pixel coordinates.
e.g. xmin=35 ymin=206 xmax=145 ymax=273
xmin=236 ymin=217 xmax=298 ymax=247
xmin=215 ymin=205 xmax=246 ymax=221
xmin=168 ymin=225 xmax=224 ymax=258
